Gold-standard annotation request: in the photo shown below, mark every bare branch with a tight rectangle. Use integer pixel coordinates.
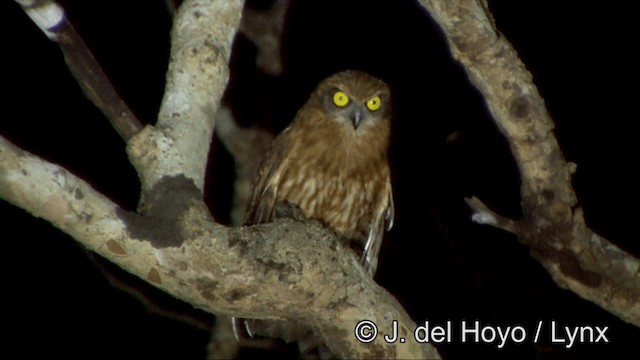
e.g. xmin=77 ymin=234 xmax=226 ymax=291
xmin=418 ymin=0 xmax=640 ymax=327
xmin=129 ymin=0 xmax=244 ymax=194
xmin=465 ymin=197 xmax=517 ymax=233
xmin=239 ymin=0 xmax=291 ymax=76
xmin=16 ymin=0 xmax=143 ymax=141
xmin=214 ymin=107 xmax=273 ymax=225
xmin=0 ymin=135 xmax=438 ymax=358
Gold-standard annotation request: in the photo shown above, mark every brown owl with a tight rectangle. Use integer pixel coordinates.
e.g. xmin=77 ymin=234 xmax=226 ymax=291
xmin=245 ymin=69 xmax=394 ymax=276
xmin=235 ymin=70 xmax=395 ymax=353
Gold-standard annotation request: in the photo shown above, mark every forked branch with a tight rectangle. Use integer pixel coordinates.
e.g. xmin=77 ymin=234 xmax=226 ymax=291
xmin=3 ymin=0 xmax=440 ymax=358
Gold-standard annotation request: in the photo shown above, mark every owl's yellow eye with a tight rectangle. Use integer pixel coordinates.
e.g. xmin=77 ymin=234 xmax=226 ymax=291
xmin=366 ymin=96 xmax=382 ymax=111
xmin=333 ymin=91 xmax=349 ymax=107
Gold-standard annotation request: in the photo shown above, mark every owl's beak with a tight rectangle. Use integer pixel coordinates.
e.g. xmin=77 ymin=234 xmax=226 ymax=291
xmin=351 ymin=109 xmax=363 ymax=129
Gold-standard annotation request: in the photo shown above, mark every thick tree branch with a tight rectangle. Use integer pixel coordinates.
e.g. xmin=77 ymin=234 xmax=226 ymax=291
xmin=128 ymin=0 xmax=245 ymax=194
xmin=124 ymin=1 xmax=437 ymax=356
xmin=418 ymin=0 xmax=640 ymax=326
xmin=3 ymin=0 xmax=442 ymax=357
xmin=16 ymin=0 xmax=143 ymax=141
xmin=0 ymin=135 xmax=437 ymax=358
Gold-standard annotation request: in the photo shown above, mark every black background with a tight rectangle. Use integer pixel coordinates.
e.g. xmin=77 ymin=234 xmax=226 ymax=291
xmin=2 ymin=0 xmax=639 ymax=359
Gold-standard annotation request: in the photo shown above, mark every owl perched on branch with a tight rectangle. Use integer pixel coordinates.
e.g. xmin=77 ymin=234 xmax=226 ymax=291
xmin=245 ymin=69 xmax=394 ymax=276
xmin=236 ymin=70 xmax=395 ymax=354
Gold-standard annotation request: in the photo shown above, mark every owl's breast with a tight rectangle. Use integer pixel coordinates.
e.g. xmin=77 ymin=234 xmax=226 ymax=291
xmin=276 ymin=164 xmax=385 ymax=242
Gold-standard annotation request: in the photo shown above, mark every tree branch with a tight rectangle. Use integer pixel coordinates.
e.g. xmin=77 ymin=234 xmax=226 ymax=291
xmin=0 ymin=134 xmax=437 ymax=358
xmin=239 ymin=0 xmax=291 ymax=76
xmin=2 ymin=0 xmax=442 ymax=357
xmin=16 ymin=0 xmax=143 ymax=141
xmin=127 ymin=0 xmax=244 ymax=194
xmin=214 ymin=107 xmax=273 ymax=225
xmin=465 ymin=196 xmax=517 ymax=233
xmin=418 ymin=0 xmax=640 ymax=327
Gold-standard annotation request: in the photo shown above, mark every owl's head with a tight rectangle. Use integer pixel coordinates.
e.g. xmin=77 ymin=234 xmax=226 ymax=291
xmin=312 ymin=70 xmax=391 ymax=132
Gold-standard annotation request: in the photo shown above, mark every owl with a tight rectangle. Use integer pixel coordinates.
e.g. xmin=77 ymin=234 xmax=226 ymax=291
xmin=235 ymin=70 xmax=395 ymax=353
xmin=245 ymin=69 xmax=394 ymax=276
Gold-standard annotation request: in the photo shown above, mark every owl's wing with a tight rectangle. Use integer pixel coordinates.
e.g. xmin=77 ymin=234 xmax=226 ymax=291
xmin=244 ymin=131 xmax=292 ymax=225
xmin=361 ymin=180 xmax=394 ymax=277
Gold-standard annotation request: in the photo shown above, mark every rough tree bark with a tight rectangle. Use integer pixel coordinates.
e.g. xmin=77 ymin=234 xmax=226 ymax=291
xmin=418 ymin=0 xmax=639 ymax=326
xmin=3 ymin=0 xmax=438 ymax=358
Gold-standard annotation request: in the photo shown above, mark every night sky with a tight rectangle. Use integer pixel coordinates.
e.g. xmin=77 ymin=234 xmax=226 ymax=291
xmin=2 ymin=0 xmax=639 ymax=359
